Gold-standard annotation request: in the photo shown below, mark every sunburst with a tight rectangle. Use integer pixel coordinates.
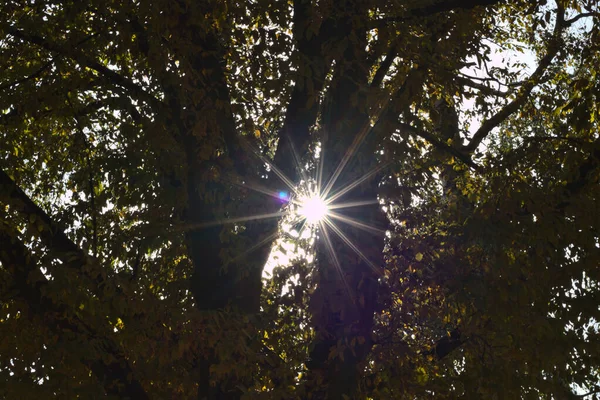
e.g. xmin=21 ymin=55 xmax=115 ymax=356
xmin=258 ymin=140 xmax=386 ymax=283
xmin=197 ymin=129 xmax=387 ymax=287
xmin=298 ymin=194 xmax=329 ymax=225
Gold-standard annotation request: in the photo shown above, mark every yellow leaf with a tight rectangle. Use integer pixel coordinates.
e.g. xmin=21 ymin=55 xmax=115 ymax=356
xmin=415 ymin=253 xmax=423 ymax=262
xmin=254 ymin=129 xmax=261 ymax=138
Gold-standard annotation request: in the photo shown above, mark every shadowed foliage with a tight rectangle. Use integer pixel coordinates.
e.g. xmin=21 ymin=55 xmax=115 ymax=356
xmin=1 ymin=0 xmax=599 ymax=398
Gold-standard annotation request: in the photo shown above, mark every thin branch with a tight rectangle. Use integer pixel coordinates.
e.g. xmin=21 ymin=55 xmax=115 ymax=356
xmin=0 ymin=33 xmax=99 ymax=92
xmin=0 ymin=59 xmax=54 ymax=91
xmin=463 ymin=2 xmax=566 ymax=153
xmin=397 ymin=123 xmax=481 ymax=171
xmin=102 ymin=95 xmax=143 ymax=123
xmin=576 ymin=388 xmax=600 ymax=398
xmin=422 ymin=329 xmax=466 ymax=360
xmin=458 ymin=72 xmax=501 ymax=82
xmin=499 ymin=137 xmax=599 ymax=217
xmin=458 ymin=71 xmax=526 ymax=88
xmin=4 ymin=26 xmax=164 ymax=111
xmin=66 ymin=95 xmax=98 ymax=259
xmin=406 ymin=0 xmax=503 ymax=17
xmin=562 ymin=137 xmax=600 ymax=200
xmin=523 ymin=135 xmax=590 ymax=145
xmin=372 ymin=0 xmax=504 ymax=27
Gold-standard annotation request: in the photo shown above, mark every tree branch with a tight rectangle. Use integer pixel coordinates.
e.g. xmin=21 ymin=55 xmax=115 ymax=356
xmin=463 ymin=3 xmax=566 ymax=153
xmin=0 ymin=59 xmax=54 ymax=91
xmin=373 ymin=0 xmax=504 ymax=26
xmin=456 ymin=76 xmax=510 ymax=97
xmin=4 ymin=26 xmax=164 ymax=112
xmin=565 ymin=12 xmax=599 ymax=27
xmin=576 ymin=387 xmax=600 ymax=398
xmin=0 ymin=227 xmax=149 ymax=399
xmin=370 ymin=43 xmax=397 ymax=88
xmin=66 ymin=96 xmax=99 ymax=259
xmin=0 ymin=32 xmax=98 ymax=92
xmin=398 ymin=122 xmax=481 ymax=171
xmin=0 ymin=168 xmax=108 ymax=288
xmin=422 ymin=328 xmax=466 ymax=359
xmin=410 ymin=0 xmax=504 ymax=17
xmin=272 ymin=0 xmax=335 ymax=183
xmin=561 ymin=137 xmax=600 ymax=204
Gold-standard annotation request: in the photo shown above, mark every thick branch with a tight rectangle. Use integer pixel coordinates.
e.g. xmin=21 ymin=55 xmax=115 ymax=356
xmin=0 ymin=228 xmax=148 ymax=399
xmin=219 ymin=0 xmax=337 ymax=310
xmin=370 ymin=43 xmax=397 ymax=88
xmin=192 ymin=33 xmax=245 ymax=174
xmin=305 ymin=7 xmax=386 ymax=398
xmin=456 ymin=76 xmax=510 ymax=97
xmin=398 ymin=123 xmax=481 ymax=171
xmin=0 ymin=168 xmax=108 ymax=288
xmin=564 ymin=12 xmax=599 ymax=27
xmin=272 ymin=0 xmax=335 ymax=183
xmin=422 ymin=328 xmax=465 ymax=359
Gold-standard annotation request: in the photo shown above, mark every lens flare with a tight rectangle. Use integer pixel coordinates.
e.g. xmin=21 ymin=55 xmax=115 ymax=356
xmin=194 ymin=136 xmax=388 ymax=287
xmin=299 ymin=195 xmax=329 ymax=225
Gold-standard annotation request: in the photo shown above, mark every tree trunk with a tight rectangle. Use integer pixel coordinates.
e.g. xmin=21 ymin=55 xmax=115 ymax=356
xmin=304 ymin=4 xmax=386 ymax=396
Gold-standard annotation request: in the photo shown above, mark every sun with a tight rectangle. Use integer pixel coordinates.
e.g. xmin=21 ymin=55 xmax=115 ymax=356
xmin=198 ymin=139 xmax=386 ymax=282
xmin=298 ymin=195 xmax=329 ymax=225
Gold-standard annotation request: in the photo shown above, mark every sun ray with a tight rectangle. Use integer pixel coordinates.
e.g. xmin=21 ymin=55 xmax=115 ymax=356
xmin=316 ymin=143 xmax=325 ymax=197
xmin=322 ymin=217 xmax=383 ymax=277
xmin=320 ymin=121 xmax=373 ymax=200
xmin=227 ymin=130 xmax=387 ymax=284
xmin=224 ymin=230 xmax=280 ymax=266
xmin=185 ymin=210 xmax=292 ymax=230
xmin=319 ymin=220 xmax=354 ymax=302
xmin=240 ymin=138 xmax=298 ymax=192
xmin=325 ymin=162 xmax=389 ymax=204
xmin=284 ymin=132 xmax=311 ymax=187
xmin=223 ymin=173 xmax=290 ymax=201
xmin=327 ymin=199 xmax=380 ymax=210
xmin=256 ymin=153 xmax=298 ymax=193
xmin=327 ymin=211 xmax=387 ymax=235
xmin=319 ymin=92 xmax=396 ymax=201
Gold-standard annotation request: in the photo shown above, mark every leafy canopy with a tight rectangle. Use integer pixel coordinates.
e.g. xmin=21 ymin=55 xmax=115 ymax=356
xmin=0 ymin=0 xmax=599 ymax=399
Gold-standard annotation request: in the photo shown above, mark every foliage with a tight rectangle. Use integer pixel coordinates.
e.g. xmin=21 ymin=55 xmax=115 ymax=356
xmin=0 ymin=0 xmax=599 ymax=398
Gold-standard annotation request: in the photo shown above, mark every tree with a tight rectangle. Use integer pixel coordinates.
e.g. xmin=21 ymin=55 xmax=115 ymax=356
xmin=1 ymin=0 xmax=599 ymax=398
